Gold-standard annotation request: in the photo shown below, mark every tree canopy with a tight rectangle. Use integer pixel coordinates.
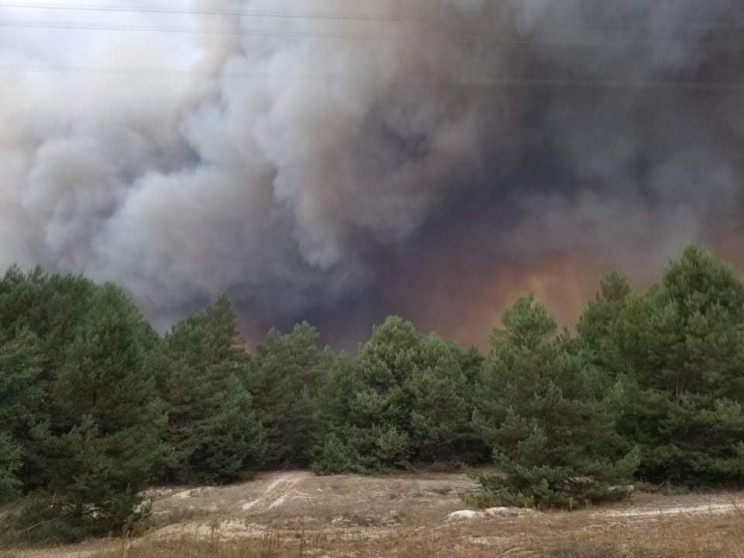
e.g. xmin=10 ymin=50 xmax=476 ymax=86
xmin=1 ymin=244 xmax=744 ymax=542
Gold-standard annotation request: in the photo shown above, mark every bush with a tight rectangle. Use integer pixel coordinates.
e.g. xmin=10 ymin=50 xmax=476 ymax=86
xmin=471 ymin=463 xmax=634 ymax=510
xmin=0 ymin=491 xmax=151 ymax=545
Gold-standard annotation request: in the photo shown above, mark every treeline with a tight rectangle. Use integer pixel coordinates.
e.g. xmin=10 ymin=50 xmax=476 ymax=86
xmin=1 ymin=246 xmax=744 ymax=541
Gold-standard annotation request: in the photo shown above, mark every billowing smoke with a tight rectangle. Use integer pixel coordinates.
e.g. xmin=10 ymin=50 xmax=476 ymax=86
xmin=1 ymin=0 xmax=743 ymax=345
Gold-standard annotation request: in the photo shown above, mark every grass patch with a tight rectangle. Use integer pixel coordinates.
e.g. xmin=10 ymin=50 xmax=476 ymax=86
xmin=82 ymin=510 xmax=744 ymax=558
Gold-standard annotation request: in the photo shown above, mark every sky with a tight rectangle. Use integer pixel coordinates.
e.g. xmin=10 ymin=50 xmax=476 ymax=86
xmin=1 ymin=0 xmax=743 ymax=348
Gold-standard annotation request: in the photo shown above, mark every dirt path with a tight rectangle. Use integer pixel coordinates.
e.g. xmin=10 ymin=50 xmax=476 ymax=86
xmin=239 ymin=471 xmax=313 ymax=512
xmin=599 ymin=501 xmax=742 ymax=519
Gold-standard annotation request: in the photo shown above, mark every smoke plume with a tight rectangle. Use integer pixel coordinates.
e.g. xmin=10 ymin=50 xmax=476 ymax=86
xmin=1 ymin=0 xmax=743 ymax=345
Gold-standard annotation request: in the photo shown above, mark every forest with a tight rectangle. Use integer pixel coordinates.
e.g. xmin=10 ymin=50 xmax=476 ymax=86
xmin=1 ymin=245 xmax=743 ymax=543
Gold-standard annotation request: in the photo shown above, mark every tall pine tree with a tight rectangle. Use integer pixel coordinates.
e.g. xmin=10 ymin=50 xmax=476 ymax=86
xmin=47 ymin=284 xmax=166 ymax=537
xmin=474 ymin=295 xmax=637 ymax=509
xmin=156 ymin=295 xmax=265 ymax=483
xmin=0 ymin=329 xmax=42 ymax=501
xmin=589 ymin=246 xmax=744 ymax=484
xmin=248 ymin=322 xmax=327 ymax=468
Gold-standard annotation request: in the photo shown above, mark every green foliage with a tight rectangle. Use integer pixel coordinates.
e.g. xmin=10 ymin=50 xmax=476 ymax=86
xmin=0 ymin=267 xmax=98 ymax=376
xmin=0 ymin=268 xmax=101 ymax=490
xmin=313 ymin=316 xmax=481 ymax=473
xmin=248 ymin=323 xmax=327 ymax=468
xmin=474 ymin=295 xmax=637 ymax=509
xmin=156 ymin=295 xmax=265 ymax=483
xmin=0 ymin=329 xmax=42 ymax=500
xmin=39 ymin=284 xmax=166 ymax=538
xmin=578 ymin=246 xmax=744 ymax=486
xmin=1 ymin=243 xmax=744 ymax=536
xmin=576 ymin=271 xmax=632 ymax=372
xmin=0 ymin=434 xmax=22 ymax=503
xmin=311 ymin=434 xmax=362 ymax=475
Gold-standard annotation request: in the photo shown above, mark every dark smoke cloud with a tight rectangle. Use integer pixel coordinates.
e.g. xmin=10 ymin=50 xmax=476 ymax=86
xmin=1 ymin=0 xmax=743 ymax=346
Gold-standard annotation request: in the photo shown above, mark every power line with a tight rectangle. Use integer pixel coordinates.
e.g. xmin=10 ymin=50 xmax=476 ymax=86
xmin=3 ymin=2 xmax=429 ymax=25
xmin=1 ymin=2 xmax=744 ymax=33
xmin=2 ymin=19 xmax=744 ymax=52
xmin=0 ymin=1 xmax=742 ymax=31
xmin=3 ymin=65 xmax=743 ymax=91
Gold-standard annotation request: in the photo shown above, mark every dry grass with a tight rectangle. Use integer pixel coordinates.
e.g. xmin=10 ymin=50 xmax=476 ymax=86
xmin=4 ymin=473 xmax=744 ymax=558
xmin=82 ymin=507 xmax=744 ymax=558
xmin=546 ymin=510 xmax=744 ymax=558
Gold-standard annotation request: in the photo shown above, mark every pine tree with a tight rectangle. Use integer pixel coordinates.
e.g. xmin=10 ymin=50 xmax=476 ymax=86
xmin=474 ymin=295 xmax=637 ymax=509
xmin=0 ymin=268 xmax=99 ymax=491
xmin=248 ymin=322 xmax=326 ymax=468
xmin=601 ymin=246 xmax=744 ymax=484
xmin=0 ymin=329 xmax=43 ymax=498
xmin=46 ymin=284 xmax=166 ymax=537
xmin=157 ymin=295 xmax=264 ymax=483
xmin=576 ymin=271 xmax=632 ymax=372
xmin=313 ymin=316 xmax=477 ymax=472
xmin=312 ymin=352 xmax=360 ymax=473
xmin=407 ymin=334 xmax=480 ymax=463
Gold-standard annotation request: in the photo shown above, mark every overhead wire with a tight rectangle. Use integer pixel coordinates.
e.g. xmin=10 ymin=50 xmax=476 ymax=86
xmin=0 ymin=0 xmax=743 ymax=32
xmin=0 ymin=2 xmax=741 ymax=91
xmin=1 ymin=18 xmax=744 ymax=52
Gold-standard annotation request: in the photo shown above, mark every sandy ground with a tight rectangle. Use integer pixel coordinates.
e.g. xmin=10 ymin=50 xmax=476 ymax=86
xmin=5 ymin=471 xmax=744 ymax=557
